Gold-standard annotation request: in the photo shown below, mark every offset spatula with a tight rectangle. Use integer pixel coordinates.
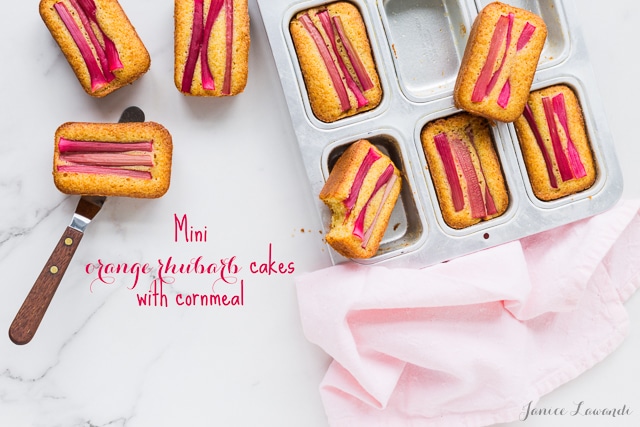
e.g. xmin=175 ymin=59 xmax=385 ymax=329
xmin=9 ymin=106 xmax=145 ymax=345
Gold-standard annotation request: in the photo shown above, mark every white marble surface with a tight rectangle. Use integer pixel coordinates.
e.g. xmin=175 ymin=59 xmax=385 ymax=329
xmin=0 ymin=1 xmax=639 ymax=426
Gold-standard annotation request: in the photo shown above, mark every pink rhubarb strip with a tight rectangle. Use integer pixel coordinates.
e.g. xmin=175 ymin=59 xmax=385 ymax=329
xmin=497 ymin=80 xmax=511 ymax=109
xmin=298 ymin=13 xmax=351 ymax=112
xmin=471 ymin=14 xmax=511 ymax=102
xmin=542 ymin=96 xmax=574 ymax=181
xmin=222 ymin=0 xmax=234 ymax=95
xmin=352 ymin=164 xmax=396 ymax=242
xmin=516 ymin=22 xmax=536 ymax=50
xmin=317 ymin=11 xmax=368 ymax=108
xmin=68 ymin=0 xmax=115 ymax=82
xmin=75 ymin=0 xmax=123 ymax=71
xmin=485 ymin=13 xmax=514 ymax=98
xmin=57 ymin=164 xmax=152 ymax=179
xmin=498 ymin=21 xmax=537 ymax=109
xmin=360 ymin=171 xmax=398 ymax=248
xmin=552 ymin=93 xmax=587 ymax=179
xmin=434 ymin=133 xmax=465 ymax=212
xmin=451 ymin=137 xmax=487 ymax=219
xmin=181 ymin=0 xmax=205 ymax=93
xmin=182 ymin=0 xmax=230 ymax=93
xmin=466 ymin=127 xmax=498 ymax=216
xmin=332 ymin=15 xmax=374 ymax=92
xmin=344 ymin=147 xmax=381 ymax=217
xmin=58 ymin=138 xmax=153 ymax=153
xmin=523 ymin=104 xmax=558 ymax=189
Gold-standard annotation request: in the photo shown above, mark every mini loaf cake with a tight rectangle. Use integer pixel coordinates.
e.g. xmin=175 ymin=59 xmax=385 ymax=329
xmin=39 ymin=0 xmax=151 ymax=98
xmin=175 ymin=0 xmax=250 ymax=96
xmin=320 ymin=140 xmax=402 ymax=259
xmin=421 ymin=113 xmax=509 ymax=229
xmin=453 ymin=2 xmax=547 ymax=122
xmin=53 ymin=122 xmax=173 ymax=198
xmin=290 ymin=2 xmax=382 ymax=123
xmin=514 ymin=84 xmax=596 ymax=201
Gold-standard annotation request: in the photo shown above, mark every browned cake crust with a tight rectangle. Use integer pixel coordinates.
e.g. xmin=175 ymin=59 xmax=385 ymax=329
xmin=290 ymin=2 xmax=382 ymax=123
xmin=320 ymin=140 xmax=402 ymax=259
xmin=513 ymin=85 xmax=597 ymax=201
xmin=453 ymin=2 xmax=547 ymax=122
xmin=174 ymin=0 xmax=250 ymax=96
xmin=53 ymin=122 xmax=173 ymax=198
xmin=39 ymin=0 xmax=151 ymax=98
xmin=421 ymin=113 xmax=509 ymax=229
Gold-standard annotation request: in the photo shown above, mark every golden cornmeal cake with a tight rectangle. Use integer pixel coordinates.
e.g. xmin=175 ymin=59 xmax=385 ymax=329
xmin=290 ymin=2 xmax=382 ymax=123
xmin=53 ymin=121 xmax=173 ymax=198
xmin=421 ymin=113 xmax=509 ymax=229
xmin=513 ymin=84 xmax=597 ymax=201
xmin=39 ymin=0 xmax=151 ymax=98
xmin=453 ymin=2 xmax=547 ymax=122
xmin=319 ymin=139 xmax=402 ymax=259
xmin=175 ymin=0 xmax=250 ymax=96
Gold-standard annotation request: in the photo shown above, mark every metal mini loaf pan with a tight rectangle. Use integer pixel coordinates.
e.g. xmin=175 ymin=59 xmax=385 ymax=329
xmin=256 ymin=0 xmax=623 ymax=268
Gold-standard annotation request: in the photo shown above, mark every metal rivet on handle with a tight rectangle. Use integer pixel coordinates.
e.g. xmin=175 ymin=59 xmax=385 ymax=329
xmin=50 ymin=266 xmax=59 ymax=274
xmin=64 ymin=238 xmax=73 ymax=246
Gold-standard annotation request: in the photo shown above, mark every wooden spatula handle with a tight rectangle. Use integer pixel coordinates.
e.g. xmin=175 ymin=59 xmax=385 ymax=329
xmin=9 ymin=227 xmax=84 ymax=345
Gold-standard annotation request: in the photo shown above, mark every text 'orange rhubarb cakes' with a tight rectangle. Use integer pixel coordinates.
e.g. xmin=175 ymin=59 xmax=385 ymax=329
xmin=421 ymin=113 xmax=509 ymax=229
xmin=514 ymin=84 xmax=597 ymax=201
xmin=39 ymin=0 xmax=151 ymax=98
xmin=175 ymin=0 xmax=250 ymax=96
xmin=454 ymin=2 xmax=547 ymax=122
xmin=320 ymin=140 xmax=402 ymax=259
xmin=290 ymin=1 xmax=382 ymax=123
xmin=53 ymin=122 xmax=173 ymax=198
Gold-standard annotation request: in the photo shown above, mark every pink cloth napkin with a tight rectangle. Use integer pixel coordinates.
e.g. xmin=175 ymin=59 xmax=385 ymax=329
xmin=296 ymin=200 xmax=640 ymax=426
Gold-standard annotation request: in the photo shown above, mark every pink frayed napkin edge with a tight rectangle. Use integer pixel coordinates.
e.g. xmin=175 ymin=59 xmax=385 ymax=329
xmin=296 ymin=200 xmax=640 ymax=426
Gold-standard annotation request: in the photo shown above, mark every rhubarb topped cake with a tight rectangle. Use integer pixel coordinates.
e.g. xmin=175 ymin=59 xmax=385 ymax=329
xmin=421 ymin=113 xmax=509 ymax=229
xmin=453 ymin=2 xmax=547 ymax=122
xmin=514 ymin=85 xmax=596 ymax=201
xmin=290 ymin=2 xmax=382 ymax=123
xmin=175 ymin=0 xmax=250 ymax=96
xmin=39 ymin=0 xmax=151 ymax=98
xmin=53 ymin=122 xmax=173 ymax=198
xmin=320 ymin=139 xmax=402 ymax=259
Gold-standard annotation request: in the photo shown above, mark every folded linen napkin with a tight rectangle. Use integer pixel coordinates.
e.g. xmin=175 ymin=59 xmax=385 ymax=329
xmin=296 ymin=200 xmax=640 ymax=426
